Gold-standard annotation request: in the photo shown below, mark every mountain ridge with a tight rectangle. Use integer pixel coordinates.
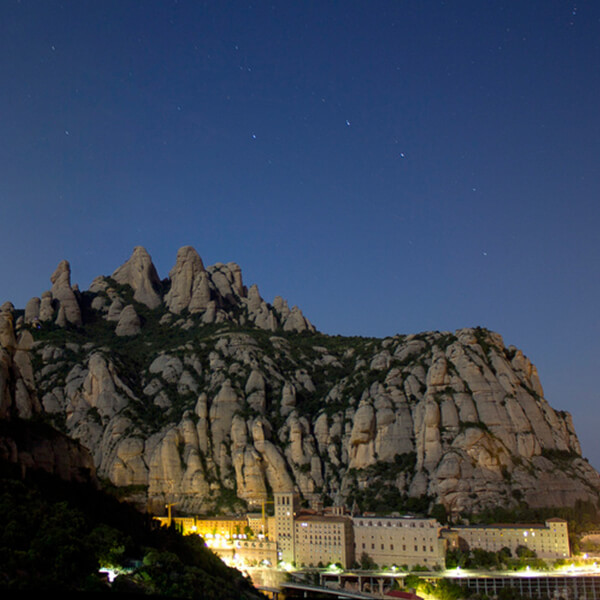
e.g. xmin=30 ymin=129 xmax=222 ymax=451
xmin=1 ymin=245 xmax=598 ymax=517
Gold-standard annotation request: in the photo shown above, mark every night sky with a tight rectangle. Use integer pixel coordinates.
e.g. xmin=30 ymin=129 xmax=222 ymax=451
xmin=2 ymin=2 xmax=600 ymax=468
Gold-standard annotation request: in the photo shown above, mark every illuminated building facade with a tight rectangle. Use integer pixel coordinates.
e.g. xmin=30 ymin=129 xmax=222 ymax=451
xmin=273 ymin=491 xmax=299 ymax=564
xmin=294 ymin=514 xmax=355 ymax=568
xmin=353 ymin=515 xmax=445 ymax=569
xmin=155 ymin=494 xmax=569 ymax=571
xmin=451 ymin=518 xmax=570 ymax=559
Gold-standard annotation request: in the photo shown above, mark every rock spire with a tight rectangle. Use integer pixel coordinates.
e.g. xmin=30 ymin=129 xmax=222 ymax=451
xmin=112 ymin=246 xmax=162 ymax=309
xmin=164 ymin=245 xmax=209 ymax=314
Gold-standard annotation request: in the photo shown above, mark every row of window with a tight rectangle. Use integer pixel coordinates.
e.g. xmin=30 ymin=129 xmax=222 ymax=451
xmin=360 ymin=534 xmax=436 ymax=542
xmin=355 ymin=520 xmax=434 ymax=529
xmin=358 ymin=542 xmax=435 ymax=553
xmin=296 ymin=534 xmax=343 ymax=540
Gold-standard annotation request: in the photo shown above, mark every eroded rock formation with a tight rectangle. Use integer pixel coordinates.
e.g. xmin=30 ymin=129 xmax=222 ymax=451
xmin=0 ymin=246 xmax=597 ymax=516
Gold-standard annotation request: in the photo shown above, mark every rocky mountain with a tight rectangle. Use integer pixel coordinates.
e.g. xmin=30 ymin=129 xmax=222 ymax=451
xmin=1 ymin=245 xmax=599 ymax=517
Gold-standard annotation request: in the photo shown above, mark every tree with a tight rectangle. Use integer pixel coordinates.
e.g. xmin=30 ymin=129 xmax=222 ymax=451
xmin=446 ymin=548 xmax=469 ymax=569
xmin=498 ymin=547 xmax=512 ymax=562
xmin=515 ymin=545 xmax=536 ymax=559
xmin=471 ymin=548 xmax=499 ymax=569
xmin=359 ymin=552 xmax=377 ymax=570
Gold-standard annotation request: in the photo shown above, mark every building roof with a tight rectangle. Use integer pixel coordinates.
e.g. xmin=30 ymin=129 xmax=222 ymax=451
xmin=385 ymin=591 xmax=423 ymax=600
xmin=354 ymin=515 xmax=433 ymax=521
xmin=195 ymin=516 xmax=246 ymax=522
xmin=296 ymin=514 xmax=351 ymax=524
xmin=453 ymin=523 xmax=550 ymax=530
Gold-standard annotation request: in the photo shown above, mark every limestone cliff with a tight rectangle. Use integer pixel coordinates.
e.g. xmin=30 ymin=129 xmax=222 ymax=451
xmin=0 ymin=302 xmax=96 ymax=486
xmin=3 ymin=246 xmax=599 ymax=516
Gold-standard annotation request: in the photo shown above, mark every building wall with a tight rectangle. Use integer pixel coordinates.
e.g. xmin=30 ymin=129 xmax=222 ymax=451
xmin=192 ymin=517 xmax=248 ymax=540
xmin=154 ymin=516 xmax=248 ymax=539
xmin=353 ymin=516 xmax=445 ymax=569
xmin=452 ymin=519 xmax=570 ymax=559
xmin=294 ymin=516 xmax=355 ymax=569
xmin=267 ymin=516 xmax=277 ymax=540
xmin=247 ymin=512 xmax=266 ymax=537
xmin=208 ymin=538 xmax=278 ymax=567
xmin=274 ymin=492 xmax=299 ymax=564
xmin=154 ymin=516 xmax=196 ymax=532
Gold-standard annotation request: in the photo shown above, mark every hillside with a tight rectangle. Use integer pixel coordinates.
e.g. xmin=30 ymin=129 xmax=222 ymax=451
xmin=1 ymin=245 xmax=599 ymax=517
xmin=0 ymin=425 xmax=261 ymax=597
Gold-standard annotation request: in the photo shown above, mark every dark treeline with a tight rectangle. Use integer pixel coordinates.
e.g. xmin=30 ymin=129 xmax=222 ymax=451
xmin=0 ymin=456 xmax=262 ymax=599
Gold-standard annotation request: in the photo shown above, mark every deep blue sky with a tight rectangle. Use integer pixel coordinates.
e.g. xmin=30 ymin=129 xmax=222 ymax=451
xmin=2 ymin=1 xmax=600 ymax=468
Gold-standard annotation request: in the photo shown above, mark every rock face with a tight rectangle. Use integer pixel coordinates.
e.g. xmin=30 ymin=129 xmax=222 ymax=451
xmin=1 ymin=246 xmax=599 ymax=516
xmin=115 ymin=305 xmax=141 ymax=336
xmin=50 ymin=260 xmax=82 ymax=326
xmin=112 ymin=246 xmax=162 ymax=309
xmin=164 ymin=245 xmax=207 ymax=314
xmin=0 ymin=418 xmax=97 ymax=485
xmin=0 ymin=305 xmax=97 ymax=485
xmin=0 ymin=303 xmax=40 ymax=420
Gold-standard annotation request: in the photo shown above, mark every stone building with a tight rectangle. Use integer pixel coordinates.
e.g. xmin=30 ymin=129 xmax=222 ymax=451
xmin=352 ymin=515 xmax=445 ymax=569
xmin=451 ymin=518 xmax=570 ymax=559
xmin=273 ymin=491 xmax=300 ymax=563
xmin=188 ymin=515 xmax=248 ymax=540
xmin=294 ymin=514 xmax=355 ymax=568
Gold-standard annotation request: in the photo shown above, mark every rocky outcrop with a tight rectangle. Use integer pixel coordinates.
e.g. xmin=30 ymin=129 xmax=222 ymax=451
xmin=112 ymin=246 xmax=162 ymax=309
xmin=0 ymin=313 xmax=96 ymax=486
xmin=115 ymin=305 xmax=141 ymax=336
xmin=0 ymin=418 xmax=97 ymax=485
xmin=50 ymin=260 xmax=82 ymax=326
xmin=1 ymin=247 xmax=598 ymax=516
xmin=28 ymin=245 xmax=315 ymax=335
xmin=24 ymin=320 xmax=600 ymax=515
xmin=164 ymin=245 xmax=208 ymax=314
xmin=0 ymin=303 xmax=40 ymax=420
xmin=24 ymin=296 xmax=41 ymax=324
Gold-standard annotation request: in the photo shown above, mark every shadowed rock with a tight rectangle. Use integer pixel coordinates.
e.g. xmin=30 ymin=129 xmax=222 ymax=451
xmin=115 ymin=305 xmax=141 ymax=336
xmin=165 ymin=246 xmax=207 ymax=314
xmin=50 ymin=260 xmax=82 ymax=326
xmin=112 ymin=246 xmax=162 ymax=309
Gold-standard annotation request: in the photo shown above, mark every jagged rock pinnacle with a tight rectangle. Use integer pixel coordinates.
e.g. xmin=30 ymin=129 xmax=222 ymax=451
xmin=112 ymin=246 xmax=162 ymax=309
xmin=164 ymin=245 xmax=207 ymax=314
xmin=50 ymin=260 xmax=82 ymax=327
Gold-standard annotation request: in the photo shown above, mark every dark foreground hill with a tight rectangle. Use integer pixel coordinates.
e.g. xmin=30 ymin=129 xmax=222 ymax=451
xmin=0 ymin=418 xmax=262 ymax=598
